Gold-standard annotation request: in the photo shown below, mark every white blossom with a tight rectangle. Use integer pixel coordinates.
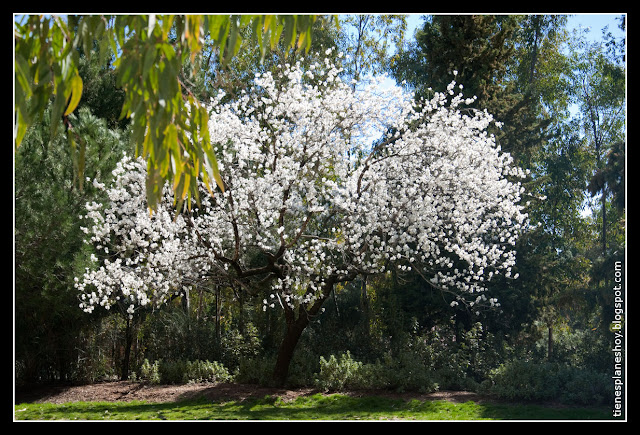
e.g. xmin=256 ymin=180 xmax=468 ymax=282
xmin=76 ymin=52 xmax=528 ymax=317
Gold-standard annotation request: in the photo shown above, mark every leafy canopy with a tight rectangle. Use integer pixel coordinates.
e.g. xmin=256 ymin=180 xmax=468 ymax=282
xmin=15 ymin=14 xmax=324 ymax=211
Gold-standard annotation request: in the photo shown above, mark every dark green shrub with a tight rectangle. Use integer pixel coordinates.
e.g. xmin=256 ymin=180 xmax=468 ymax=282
xmin=557 ymin=366 xmax=613 ymax=406
xmin=487 ymin=360 xmax=560 ymax=401
xmin=186 ymin=360 xmax=233 ymax=383
xmin=485 ymin=360 xmax=612 ymax=405
xmin=219 ymin=322 xmax=262 ymax=371
xmin=379 ymin=351 xmax=439 ymax=393
xmin=235 ymin=354 xmax=277 ymax=386
xmin=158 ymin=360 xmax=188 ymax=384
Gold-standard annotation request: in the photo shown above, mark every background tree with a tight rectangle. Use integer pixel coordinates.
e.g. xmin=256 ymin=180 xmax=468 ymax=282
xmin=391 ymin=15 xmax=558 ymax=167
xmin=389 ymin=15 xmax=542 ymax=341
xmin=568 ymin=27 xmax=625 ymax=257
xmin=525 ymin=123 xmax=593 ymax=360
xmin=564 ymin=21 xmax=625 ymax=339
xmin=14 ymin=22 xmax=138 ymax=382
xmin=338 ymin=15 xmax=407 ymax=88
xmin=386 ymin=14 xmax=625 ymax=370
xmin=15 ymin=105 xmax=130 ymax=382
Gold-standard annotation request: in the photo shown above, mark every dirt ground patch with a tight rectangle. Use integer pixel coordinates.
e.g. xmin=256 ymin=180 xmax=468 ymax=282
xmin=15 ymin=381 xmax=488 ymax=405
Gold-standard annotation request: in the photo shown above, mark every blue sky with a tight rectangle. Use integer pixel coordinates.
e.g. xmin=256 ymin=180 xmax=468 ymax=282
xmin=402 ymin=13 xmax=626 ymax=43
xmin=566 ymin=13 xmax=625 ymax=40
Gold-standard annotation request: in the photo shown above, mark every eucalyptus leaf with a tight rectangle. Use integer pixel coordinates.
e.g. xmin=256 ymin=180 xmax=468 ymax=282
xmin=64 ymin=74 xmax=83 ymax=116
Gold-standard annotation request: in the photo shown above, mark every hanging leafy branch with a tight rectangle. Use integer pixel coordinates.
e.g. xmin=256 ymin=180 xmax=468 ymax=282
xmin=14 ymin=14 xmax=323 ymax=211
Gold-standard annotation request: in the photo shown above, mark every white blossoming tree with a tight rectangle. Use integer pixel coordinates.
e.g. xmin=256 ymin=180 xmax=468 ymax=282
xmin=76 ymin=50 xmax=529 ymax=385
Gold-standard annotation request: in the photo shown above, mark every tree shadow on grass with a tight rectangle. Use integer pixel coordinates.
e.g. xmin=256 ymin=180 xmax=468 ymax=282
xmin=16 ymin=394 xmax=616 ymax=421
xmin=17 ymin=395 xmax=437 ymax=421
xmin=476 ymin=402 xmax=614 ymax=421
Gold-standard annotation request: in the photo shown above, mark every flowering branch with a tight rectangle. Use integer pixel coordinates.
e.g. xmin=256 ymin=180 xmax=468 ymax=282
xmin=76 ymin=49 xmax=528 ymax=322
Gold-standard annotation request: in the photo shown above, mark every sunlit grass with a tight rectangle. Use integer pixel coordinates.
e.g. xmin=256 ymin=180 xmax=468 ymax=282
xmin=14 ymin=393 xmax=614 ymax=421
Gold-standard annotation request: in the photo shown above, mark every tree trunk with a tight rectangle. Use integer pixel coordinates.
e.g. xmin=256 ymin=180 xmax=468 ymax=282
xmin=215 ymin=285 xmax=221 ymax=343
xmin=601 ymin=186 xmax=607 ymax=256
xmin=272 ymin=313 xmax=312 ymax=386
xmin=121 ymin=317 xmax=133 ymax=381
xmin=271 ymin=271 xmax=360 ymax=386
xmin=547 ymin=324 xmax=553 ymax=361
xmin=182 ymin=286 xmax=190 ymax=313
xmin=360 ymin=276 xmax=370 ymax=338
xmin=271 ymin=277 xmax=344 ymax=386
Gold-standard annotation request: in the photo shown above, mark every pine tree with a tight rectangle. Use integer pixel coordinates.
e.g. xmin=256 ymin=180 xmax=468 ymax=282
xmin=391 ymin=15 xmax=553 ymax=166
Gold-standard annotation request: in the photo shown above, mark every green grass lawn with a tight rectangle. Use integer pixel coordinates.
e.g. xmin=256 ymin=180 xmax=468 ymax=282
xmin=14 ymin=393 xmax=615 ymax=421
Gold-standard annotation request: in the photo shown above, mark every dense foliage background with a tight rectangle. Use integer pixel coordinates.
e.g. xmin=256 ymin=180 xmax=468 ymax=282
xmin=14 ymin=14 xmax=625 ymax=407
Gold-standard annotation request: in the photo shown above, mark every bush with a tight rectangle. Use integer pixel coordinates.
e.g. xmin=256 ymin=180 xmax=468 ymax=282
xmin=379 ymin=351 xmax=439 ymax=393
xmin=484 ymin=359 xmax=612 ymax=405
xmin=486 ymin=360 xmax=560 ymax=401
xmin=185 ymin=360 xmax=234 ymax=383
xmin=314 ymin=351 xmax=366 ymax=391
xmin=141 ymin=309 xmax=220 ymax=364
xmin=158 ymin=360 xmax=188 ymax=384
xmin=235 ymin=355 xmax=277 ymax=386
xmin=137 ymin=359 xmax=233 ymax=384
xmin=219 ymin=322 xmax=262 ymax=371
xmin=235 ymin=350 xmax=321 ymax=388
xmin=138 ymin=359 xmax=160 ymax=384
xmin=557 ymin=366 xmax=613 ymax=406
xmin=286 ymin=348 xmax=324 ymax=388
xmin=313 ymin=351 xmax=438 ymax=393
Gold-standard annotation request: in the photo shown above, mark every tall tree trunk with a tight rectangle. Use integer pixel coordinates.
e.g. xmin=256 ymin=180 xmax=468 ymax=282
xmin=547 ymin=324 xmax=553 ymax=361
xmin=528 ymin=15 xmax=541 ymax=86
xmin=121 ymin=316 xmax=133 ymax=381
xmin=182 ymin=286 xmax=190 ymax=313
xmin=602 ymin=185 xmax=607 ymax=255
xmin=215 ymin=285 xmax=221 ymax=343
xmin=360 ymin=276 xmax=370 ymax=338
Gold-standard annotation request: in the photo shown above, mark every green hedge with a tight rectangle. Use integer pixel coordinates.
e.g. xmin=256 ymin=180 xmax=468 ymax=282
xmin=134 ymin=354 xmax=613 ymax=408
